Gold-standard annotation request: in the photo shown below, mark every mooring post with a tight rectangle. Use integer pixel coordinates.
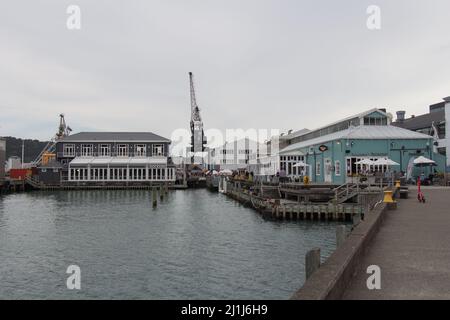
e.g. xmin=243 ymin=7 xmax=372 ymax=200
xmin=152 ymin=187 xmax=157 ymax=207
xmin=305 ymin=248 xmax=321 ymax=280
xmin=336 ymin=225 xmax=347 ymax=247
xmin=352 ymin=212 xmax=361 ymax=226
xmin=160 ymin=185 xmax=164 ymax=200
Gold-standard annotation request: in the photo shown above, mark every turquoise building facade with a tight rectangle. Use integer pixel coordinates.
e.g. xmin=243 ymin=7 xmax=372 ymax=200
xmin=279 ymin=109 xmax=445 ymax=184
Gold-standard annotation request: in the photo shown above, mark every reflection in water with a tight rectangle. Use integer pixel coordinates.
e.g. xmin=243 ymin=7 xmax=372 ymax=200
xmin=0 ymin=189 xmax=339 ymax=299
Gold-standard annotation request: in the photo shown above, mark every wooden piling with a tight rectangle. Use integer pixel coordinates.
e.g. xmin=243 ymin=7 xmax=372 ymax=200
xmin=305 ymin=248 xmax=321 ymax=280
xmin=152 ymin=187 xmax=157 ymax=207
xmin=336 ymin=225 xmax=346 ymax=247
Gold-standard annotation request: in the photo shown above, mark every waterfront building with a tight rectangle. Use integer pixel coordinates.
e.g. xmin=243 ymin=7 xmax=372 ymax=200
xmin=206 ymin=138 xmax=263 ymax=171
xmin=52 ymin=132 xmax=175 ymax=185
xmin=261 ymin=108 xmax=446 ymax=184
xmin=250 ymin=129 xmax=312 ymax=177
xmin=393 ymin=97 xmax=449 ymax=171
xmin=6 ymin=156 xmax=21 ymax=172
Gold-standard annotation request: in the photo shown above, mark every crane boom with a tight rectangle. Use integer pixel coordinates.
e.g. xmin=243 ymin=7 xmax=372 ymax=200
xmin=189 ymin=72 xmax=202 ymax=123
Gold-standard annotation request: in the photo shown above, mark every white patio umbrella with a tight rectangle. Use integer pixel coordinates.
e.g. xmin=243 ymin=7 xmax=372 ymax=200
xmin=413 ymin=156 xmax=436 ymax=165
xmin=293 ymin=161 xmax=307 ymax=167
xmin=219 ymin=169 xmax=233 ymax=175
xmin=413 ymin=156 xmax=436 ymax=179
xmin=373 ymin=158 xmax=400 ymax=187
xmin=373 ymin=157 xmax=400 ymax=166
xmin=355 ymin=159 xmax=376 ymax=165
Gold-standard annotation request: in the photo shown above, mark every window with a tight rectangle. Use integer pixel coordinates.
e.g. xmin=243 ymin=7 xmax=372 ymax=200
xmin=135 ymin=144 xmax=146 ymax=156
xmin=63 ymin=144 xmax=75 ymax=157
xmin=42 ymin=168 xmax=47 ymax=173
xmin=346 ymin=157 xmax=389 ymax=176
xmin=118 ymin=144 xmax=128 ymax=156
xmin=152 ymin=144 xmax=164 ymax=156
xmin=363 ymin=116 xmax=388 ymax=126
xmin=81 ymin=144 xmax=93 ymax=156
xmin=100 ymin=144 xmax=110 ymax=156
xmin=335 ymin=160 xmax=341 ymax=176
xmin=53 ymin=168 xmax=59 ymax=173
xmin=316 ymin=162 xmax=321 ymax=176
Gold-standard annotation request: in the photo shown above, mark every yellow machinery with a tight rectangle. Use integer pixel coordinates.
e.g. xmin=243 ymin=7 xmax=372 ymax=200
xmin=41 ymin=152 xmax=56 ymax=165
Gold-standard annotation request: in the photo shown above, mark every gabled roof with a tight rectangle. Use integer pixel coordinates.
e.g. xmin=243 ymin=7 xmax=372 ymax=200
xmin=279 ymin=125 xmax=433 ymax=154
xmin=282 ymin=108 xmax=390 ymax=143
xmin=59 ymin=132 xmax=170 ymax=142
xmin=280 ymin=128 xmax=311 ymax=140
xmin=310 ymin=108 xmax=389 ymax=133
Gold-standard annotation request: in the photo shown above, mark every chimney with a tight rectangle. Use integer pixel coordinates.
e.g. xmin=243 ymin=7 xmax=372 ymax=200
xmin=396 ymin=111 xmax=406 ymax=122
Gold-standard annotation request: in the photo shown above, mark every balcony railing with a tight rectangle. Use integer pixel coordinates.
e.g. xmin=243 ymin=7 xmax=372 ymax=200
xmin=57 ymin=152 xmax=166 ymax=158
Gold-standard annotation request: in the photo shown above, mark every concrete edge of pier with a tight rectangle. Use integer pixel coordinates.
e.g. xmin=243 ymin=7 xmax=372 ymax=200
xmin=290 ymin=202 xmax=388 ymax=300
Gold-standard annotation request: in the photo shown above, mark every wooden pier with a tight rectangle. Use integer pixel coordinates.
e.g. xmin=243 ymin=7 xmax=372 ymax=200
xmin=223 ymin=179 xmax=384 ymax=222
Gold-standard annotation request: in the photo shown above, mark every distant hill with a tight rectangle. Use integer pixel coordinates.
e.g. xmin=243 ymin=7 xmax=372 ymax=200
xmin=4 ymin=137 xmax=49 ymax=163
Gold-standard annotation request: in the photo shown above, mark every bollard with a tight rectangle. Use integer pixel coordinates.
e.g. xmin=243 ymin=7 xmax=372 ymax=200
xmin=353 ymin=213 xmax=361 ymax=226
xmin=152 ymin=187 xmax=157 ymax=207
xmin=383 ymin=190 xmax=397 ymax=210
xmin=305 ymin=248 xmax=321 ymax=280
xmin=336 ymin=225 xmax=347 ymax=247
xmin=395 ymin=180 xmax=401 ymax=188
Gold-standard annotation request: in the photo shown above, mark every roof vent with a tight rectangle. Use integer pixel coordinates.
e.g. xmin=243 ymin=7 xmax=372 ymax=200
xmin=396 ymin=111 xmax=406 ymax=122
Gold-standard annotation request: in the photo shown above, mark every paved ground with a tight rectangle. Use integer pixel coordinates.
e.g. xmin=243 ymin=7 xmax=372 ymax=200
xmin=343 ymin=186 xmax=450 ymax=299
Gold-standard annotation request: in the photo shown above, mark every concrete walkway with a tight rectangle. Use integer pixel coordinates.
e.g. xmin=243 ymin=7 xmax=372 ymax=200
xmin=343 ymin=187 xmax=450 ymax=299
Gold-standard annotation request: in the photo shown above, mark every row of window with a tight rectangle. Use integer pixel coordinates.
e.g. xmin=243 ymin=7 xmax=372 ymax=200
xmin=220 ymin=159 xmax=249 ymax=164
xmin=63 ymin=144 xmax=164 ymax=157
xmin=363 ymin=116 xmax=388 ymax=126
xmin=314 ymin=161 xmax=341 ymax=176
xmin=68 ymin=167 xmax=175 ymax=181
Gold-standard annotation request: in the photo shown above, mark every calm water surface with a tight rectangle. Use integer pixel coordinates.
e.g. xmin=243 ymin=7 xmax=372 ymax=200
xmin=0 ymin=189 xmax=340 ymax=299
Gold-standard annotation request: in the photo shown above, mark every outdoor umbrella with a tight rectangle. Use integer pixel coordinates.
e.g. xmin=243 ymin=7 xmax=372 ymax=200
xmin=413 ymin=156 xmax=436 ymax=179
xmin=219 ymin=169 xmax=233 ymax=175
xmin=373 ymin=158 xmax=400 ymax=187
xmin=373 ymin=157 xmax=400 ymax=166
xmin=413 ymin=156 xmax=436 ymax=165
xmin=293 ymin=161 xmax=308 ymax=177
xmin=293 ymin=161 xmax=307 ymax=167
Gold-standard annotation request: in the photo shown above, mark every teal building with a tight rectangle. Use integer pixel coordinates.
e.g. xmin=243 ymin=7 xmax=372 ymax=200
xmin=278 ymin=109 xmax=446 ymax=184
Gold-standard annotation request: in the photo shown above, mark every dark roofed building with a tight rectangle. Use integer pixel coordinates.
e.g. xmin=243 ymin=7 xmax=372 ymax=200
xmin=392 ymin=100 xmax=447 ymax=162
xmin=48 ymin=131 xmax=175 ymax=186
xmin=60 ymin=132 xmax=171 ymax=142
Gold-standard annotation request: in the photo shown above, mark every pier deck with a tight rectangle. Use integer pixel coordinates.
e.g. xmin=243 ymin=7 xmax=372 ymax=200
xmin=342 ymin=186 xmax=450 ymax=299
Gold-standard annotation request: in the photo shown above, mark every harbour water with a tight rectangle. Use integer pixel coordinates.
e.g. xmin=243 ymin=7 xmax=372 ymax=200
xmin=0 ymin=189 xmax=340 ymax=299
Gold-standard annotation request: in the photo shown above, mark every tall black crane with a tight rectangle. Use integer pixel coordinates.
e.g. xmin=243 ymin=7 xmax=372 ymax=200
xmin=189 ymin=72 xmax=207 ymax=164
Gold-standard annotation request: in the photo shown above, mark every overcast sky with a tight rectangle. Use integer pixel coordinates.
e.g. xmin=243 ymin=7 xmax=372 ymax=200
xmin=1 ymin=0 xmax=450 ymax=151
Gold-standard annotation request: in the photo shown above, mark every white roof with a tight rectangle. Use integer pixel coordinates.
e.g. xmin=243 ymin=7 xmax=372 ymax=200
xmin=70 ymin=156 xmax=167 ymax=165
xmin=280 ymin=125 xmax=433 ymax=154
